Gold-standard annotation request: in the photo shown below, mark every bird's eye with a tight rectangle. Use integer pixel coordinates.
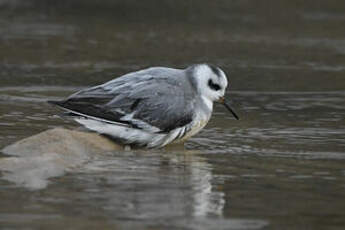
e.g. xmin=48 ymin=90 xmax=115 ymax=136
xmin=208 ymin=79 xmax=221 ymax=91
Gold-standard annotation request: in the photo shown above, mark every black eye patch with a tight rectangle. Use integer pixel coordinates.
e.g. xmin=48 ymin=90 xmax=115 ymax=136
xmin=208 ymin=79 xmax=221 ymax=91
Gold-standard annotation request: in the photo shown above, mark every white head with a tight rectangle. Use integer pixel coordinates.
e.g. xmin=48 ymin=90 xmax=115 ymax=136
xmin=193 ymin=64 xmax=228 ymax=102
xmin=191 ymin=64 xmax=239 ymax=120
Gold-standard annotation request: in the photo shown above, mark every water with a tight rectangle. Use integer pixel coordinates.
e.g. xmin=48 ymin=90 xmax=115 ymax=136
xmin=1 ymin=1 xmax=345 ymax=229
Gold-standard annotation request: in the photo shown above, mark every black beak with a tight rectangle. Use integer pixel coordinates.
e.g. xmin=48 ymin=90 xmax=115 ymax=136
xmin=219 ymin=97 xmax=239 ymax=120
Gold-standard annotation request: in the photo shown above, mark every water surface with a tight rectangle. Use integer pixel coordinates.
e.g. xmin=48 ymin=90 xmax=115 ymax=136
xmin=1 ymin=88 xmax=344 ymax=230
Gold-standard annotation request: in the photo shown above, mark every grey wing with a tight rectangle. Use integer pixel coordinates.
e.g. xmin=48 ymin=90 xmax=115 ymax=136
xmin=50 ymin=68 xmax=197 ymax=133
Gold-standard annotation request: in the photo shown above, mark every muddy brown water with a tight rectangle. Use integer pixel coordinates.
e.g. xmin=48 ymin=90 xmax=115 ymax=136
xmin=0 ymin=1 xmax=345 ymax=230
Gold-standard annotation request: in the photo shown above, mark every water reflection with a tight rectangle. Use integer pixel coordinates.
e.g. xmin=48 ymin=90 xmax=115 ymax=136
xmin=79 ymin=150 xmax=225 ymax=218
xmin=188 ymin=155 xmax=225 ymax=217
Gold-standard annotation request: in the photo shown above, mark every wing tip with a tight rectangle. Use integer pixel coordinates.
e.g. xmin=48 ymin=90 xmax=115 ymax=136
xmin=47 ymin=100 xmax=64 ymax=106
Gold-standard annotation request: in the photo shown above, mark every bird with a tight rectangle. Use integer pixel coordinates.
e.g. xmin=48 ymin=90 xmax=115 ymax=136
xmin=48 ymin=63 xmax=239 ymax=148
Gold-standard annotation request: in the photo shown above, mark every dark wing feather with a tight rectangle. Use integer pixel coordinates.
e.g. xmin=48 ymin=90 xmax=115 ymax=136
xmin=48 ymin=86 xmax=125 ymax=123
xmin=49 ymin=68 xmax=196 ymax=133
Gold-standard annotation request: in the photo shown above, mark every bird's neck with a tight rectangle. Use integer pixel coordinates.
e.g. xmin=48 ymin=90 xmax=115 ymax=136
xmin=201 ymin=96 xmax=213 ymax=112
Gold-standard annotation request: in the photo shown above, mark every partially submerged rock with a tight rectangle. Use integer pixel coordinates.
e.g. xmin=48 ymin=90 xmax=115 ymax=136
xmin=2 ymin=127 xmax=122 ymax=157
xmin=0 ymin=128 xmax=123 ymax=189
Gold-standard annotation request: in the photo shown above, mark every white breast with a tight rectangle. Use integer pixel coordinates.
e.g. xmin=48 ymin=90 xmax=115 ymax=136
xmin=174 ymin=110 xmax=211 ymax=143
xmin=180 ymin=120 xmax=209 ymax=142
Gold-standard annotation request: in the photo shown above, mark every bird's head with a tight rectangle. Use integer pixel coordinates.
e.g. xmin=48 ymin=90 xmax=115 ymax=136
xmin=193 ymin=64 xmax=239 ymax=120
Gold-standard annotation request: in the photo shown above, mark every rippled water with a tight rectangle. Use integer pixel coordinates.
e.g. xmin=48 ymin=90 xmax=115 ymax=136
xmin=1 ymin=0 xmax=345 ymax=229
xmin=1 ymin=87 xmax=344 ymax=229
